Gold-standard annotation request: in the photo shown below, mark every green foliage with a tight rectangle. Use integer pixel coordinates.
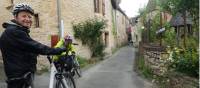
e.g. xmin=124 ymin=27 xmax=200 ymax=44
xmin=138 ymin=56 xmax=153 ymax=79
xmin=111 ymin=9 xmax=117 ymax=36
xmin=163 ymin=23 xmax=176 ymax=47
xmin=72 ymin=18 xmax=107 ymax=57
xmin=150 ymin=13 xmax=176 ymax=47
xmin=185 ymin=36 xmax=198 ymax=49
xmin=171 ymin=46 xmax=199 ymax=77
xmin=149 ymin=13 xmax=160 ymax=43
xmin=169 ymin=37 xmax=199 ymax=77
xmin=76 ymin=56 xmax=88 ymax=68
xmin=160 ymin=0 xmax=199 ymax=29
xmin=157 ymin=0 xmax=199 ymax=77
xmin=160 ymin=0 xmax=198 ymax=14
xmin=138 ymin=6 xmax=147 ymax=25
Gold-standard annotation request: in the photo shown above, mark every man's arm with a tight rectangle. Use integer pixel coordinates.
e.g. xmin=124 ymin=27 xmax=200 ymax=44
xmin=7 ymin=29 xmax=65 ymax=55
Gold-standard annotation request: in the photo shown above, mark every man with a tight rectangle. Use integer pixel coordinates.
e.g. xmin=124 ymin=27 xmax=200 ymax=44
xmin=53 ymin=35 xmax=75 ymax=72
xmin=0 ymin=3 xmax=66 ymax=88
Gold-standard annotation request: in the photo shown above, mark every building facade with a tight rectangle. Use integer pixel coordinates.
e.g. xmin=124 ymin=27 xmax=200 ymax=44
xmin=0 ymin=0 xmax=129 ymax=68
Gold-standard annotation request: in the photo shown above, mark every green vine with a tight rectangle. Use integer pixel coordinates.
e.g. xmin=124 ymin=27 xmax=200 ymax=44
xmin=111 ymin=9 xmax=117 ymax=37
xmin=72 ymin=18 xmax=107 ymax=57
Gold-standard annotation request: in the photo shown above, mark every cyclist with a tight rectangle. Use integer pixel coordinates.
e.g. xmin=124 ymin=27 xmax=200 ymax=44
xmin=53 ymin=35 xmax=75 ymax=72
xmin=0 ymin=3 xmax=66 ymax=88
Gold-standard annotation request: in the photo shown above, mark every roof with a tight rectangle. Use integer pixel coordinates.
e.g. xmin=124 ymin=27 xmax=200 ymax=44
xmin=111 ymin=0 xmax=118 ymax=9
xmin=129 ymin=17 xmax=139 ymax=26
xmin=111 ymin=0 xmax=128 ymax=18
xmin=170 ymin=12 xmax=193 ymax=27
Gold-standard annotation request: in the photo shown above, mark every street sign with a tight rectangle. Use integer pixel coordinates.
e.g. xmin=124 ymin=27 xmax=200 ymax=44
xmin=156 ymin=27 xmax=165 ymax=34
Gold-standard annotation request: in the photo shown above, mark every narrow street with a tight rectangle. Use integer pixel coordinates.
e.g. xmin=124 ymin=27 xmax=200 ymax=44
xmin=76 ymin=46 xmax=153 ymax=88
xmin=0 ymin=0 xmax=198 ymax=88
xmin=0 ymin=46 xmax=153 ymax=88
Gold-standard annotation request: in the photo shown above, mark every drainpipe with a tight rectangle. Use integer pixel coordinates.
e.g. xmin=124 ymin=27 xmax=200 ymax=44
xmin=57 ymin=0 xmax=61 ymax=38
xmin=60 ymin=20 xmax=64 ymax=38
xmin=49 ymin=1 xmax=61 ymax=88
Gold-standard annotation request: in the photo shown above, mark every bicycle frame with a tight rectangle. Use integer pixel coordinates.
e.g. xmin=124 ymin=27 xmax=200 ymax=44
xmin=49 ymin=61 xmax=57 ymax=88
xmin=47 ymin=56 xmax=75 ymax=88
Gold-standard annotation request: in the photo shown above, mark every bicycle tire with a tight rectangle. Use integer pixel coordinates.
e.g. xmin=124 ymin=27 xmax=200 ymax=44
xmin=55 ymin=79 xmax=61 ymax=88
xmin=73 ymin=59 xmax=81 ymax=77
xmin=75 ymin=67 xmax=82 ymax=77
xmin=55 ymin=79 xmax=67 ymax=88
xmin=63 ymin=73 xmax=76 ymax=88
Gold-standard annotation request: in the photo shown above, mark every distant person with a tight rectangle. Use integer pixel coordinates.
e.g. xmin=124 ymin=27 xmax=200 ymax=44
xmin=53 ymin=35 xmax=75 ymax=72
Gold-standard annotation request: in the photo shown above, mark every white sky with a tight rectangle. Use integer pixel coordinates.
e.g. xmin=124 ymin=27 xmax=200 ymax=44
xmin=119 ymin=0 xmax=149 ymax=18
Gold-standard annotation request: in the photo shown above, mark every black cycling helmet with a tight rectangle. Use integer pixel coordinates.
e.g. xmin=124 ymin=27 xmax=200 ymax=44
xmin=13 ymin=3 xmax=34 ymax=16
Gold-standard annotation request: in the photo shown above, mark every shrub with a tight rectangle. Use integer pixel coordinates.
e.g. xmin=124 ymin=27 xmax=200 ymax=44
xmin=171 ymin=47 xmax=199 ymax=77
xmin=72 ymin=18 xmax=107 ymax=57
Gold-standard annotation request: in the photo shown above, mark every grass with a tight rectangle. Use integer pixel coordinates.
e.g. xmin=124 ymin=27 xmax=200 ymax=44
xmin=136 ymin=55 xmax=153 ymax=79
xmin=76 ymin=56 xmax=89 ymax=68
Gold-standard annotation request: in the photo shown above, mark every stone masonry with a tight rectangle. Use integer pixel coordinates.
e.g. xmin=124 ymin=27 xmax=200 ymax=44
xmin=0 ymin=0 xmax=129 ymax=70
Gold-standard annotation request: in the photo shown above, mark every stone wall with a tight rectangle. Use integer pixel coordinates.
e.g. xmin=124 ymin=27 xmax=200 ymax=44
xmin=0 ymin=0 xmax=128 ymax=69
xmin=142 ymin=44 xmax=168 ymax=76
xmin=141 ymin=44 xmax=198 ymax=87
xmin=115 ymin=10 xmax=128 ymax=47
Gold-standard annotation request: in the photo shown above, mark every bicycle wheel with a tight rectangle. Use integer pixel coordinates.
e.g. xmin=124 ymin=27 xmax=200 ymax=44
xmin=55 ymin=79 xmax=67 ymax=88
xmin=74 ymin=59 xmax=82 ymax=77
xmin=75 ymin=67 xmax=82 ymax=77
xmin=55 ymin=79 xmax=61 ymax=88
xmin=63 ymin=73 xmax=76 ymax=88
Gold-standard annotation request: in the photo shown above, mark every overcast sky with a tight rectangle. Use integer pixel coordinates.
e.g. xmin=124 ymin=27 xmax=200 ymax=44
xmin=119 ymin=0 xmax=149 ymax=18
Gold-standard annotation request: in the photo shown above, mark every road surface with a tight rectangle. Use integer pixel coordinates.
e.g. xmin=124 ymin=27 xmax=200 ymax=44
xmin=0 ymin=46 xmax=153 ymax=88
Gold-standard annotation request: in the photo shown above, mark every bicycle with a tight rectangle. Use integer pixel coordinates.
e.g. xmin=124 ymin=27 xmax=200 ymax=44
xmin=71 ymin=54 xmax=82 ymax=78
xmin=70 ymin=43 xmax=82 ymax=78
xmin=47 ymin=56 xmax=76 ymax=88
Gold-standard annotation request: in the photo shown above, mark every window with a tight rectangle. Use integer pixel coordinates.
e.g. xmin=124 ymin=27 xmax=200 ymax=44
xmin=94 ymin=0 xmax=105 ymax=15
xmin=34 ymin=14 xmax=40 ymax=28
xmin=94 ymin=0 xmax=100 ymax=13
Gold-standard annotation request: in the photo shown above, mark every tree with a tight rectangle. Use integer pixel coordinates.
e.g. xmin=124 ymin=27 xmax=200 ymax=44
xmin=160 ymin=0 xmax=199 ymax=47
xmin=160 ymin=0 xmax=199 ymax=28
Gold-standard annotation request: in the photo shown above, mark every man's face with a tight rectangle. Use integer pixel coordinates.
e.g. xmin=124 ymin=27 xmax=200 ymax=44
xmin=14 ymin=11 xmax=32 ymax=28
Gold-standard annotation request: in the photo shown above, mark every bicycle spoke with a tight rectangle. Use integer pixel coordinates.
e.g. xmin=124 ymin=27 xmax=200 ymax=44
xmin=63 ymin=73 xmax=76 ymax=88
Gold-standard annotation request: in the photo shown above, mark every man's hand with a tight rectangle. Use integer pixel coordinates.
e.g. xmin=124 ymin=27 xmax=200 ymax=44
xmin=55 ymin=47 xmax=66 ymax=54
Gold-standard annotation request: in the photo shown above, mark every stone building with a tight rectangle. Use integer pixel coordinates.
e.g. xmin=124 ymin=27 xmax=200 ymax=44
xmin=0 ymin=0 xmax=129 ymax=66
xmin=129 ymin=16 xmax=143 ymax=47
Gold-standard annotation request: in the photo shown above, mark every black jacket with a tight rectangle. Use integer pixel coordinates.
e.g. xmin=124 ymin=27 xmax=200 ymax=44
xmin=0 ymin=20 xmax=64 ymax=79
